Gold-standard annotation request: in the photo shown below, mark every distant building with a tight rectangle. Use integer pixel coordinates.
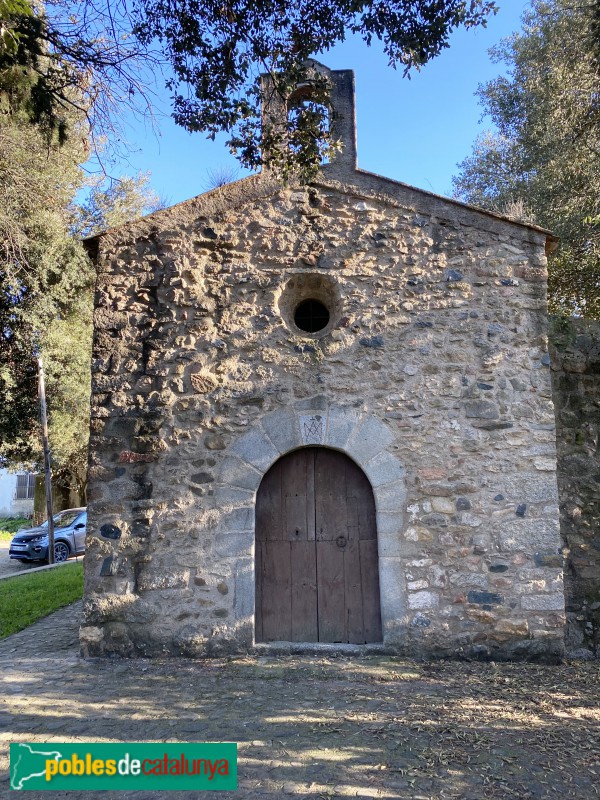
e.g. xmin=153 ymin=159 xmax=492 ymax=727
xmin=0 ymin=470 xmax=36 ymax=517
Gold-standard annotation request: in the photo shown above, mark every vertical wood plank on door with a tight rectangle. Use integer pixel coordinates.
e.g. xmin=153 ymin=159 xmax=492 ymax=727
xmin=344 ymin=540 xmax=365 ymax=643
xmin=315 ymin=449 xmax=349 ymax=642
xmin=256 ymin=460 xmax=282 ymax=541
xmin=316 ymin=540 xmax=346 ymax=642
xmin=360 ymin=539 xmax=383 ymax=642
xmin=347 ymin=459 xmax=377 ymax=541
xmin=255 ymin=537 xmax=263 ymax=641
xmin=255 ymin=460 xmax=280 ymax=641
xmin=282 ymin=449 xmax=311 ymax=542
xmin=260 ymin=540 xmax=292 ymax=641
xmin=315 ymin=449 xmax=348 ymax=542
xmin=344 ymin=476 xmax=365 ymax=643
xmin=306 ymin=450 xmax=316 ymax=541
xmin=291 ymin=540 xmax=318 ymax=641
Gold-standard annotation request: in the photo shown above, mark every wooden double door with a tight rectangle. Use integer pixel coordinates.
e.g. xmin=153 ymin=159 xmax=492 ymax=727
xmin=255 ymin=448 xmax=382 ymax=644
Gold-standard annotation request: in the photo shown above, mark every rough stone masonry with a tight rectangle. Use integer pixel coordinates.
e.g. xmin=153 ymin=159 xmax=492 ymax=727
xmin=81 ymin=62 xmax=565 ymax=662
xmin=549 ymin=317 xmax=600 ymax=658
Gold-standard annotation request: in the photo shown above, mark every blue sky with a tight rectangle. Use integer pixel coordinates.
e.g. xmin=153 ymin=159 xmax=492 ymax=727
xmin=113 ymin=0 xmax=529 ymax=207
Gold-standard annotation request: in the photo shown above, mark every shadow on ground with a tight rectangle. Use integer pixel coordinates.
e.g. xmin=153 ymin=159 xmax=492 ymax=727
xmin=1 ymin=602 xmax=599 ymax=799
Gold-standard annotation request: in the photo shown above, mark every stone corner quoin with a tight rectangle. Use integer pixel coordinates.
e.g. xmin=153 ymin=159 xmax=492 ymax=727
xmin=81 ymin=164 xmax=565 ymax=664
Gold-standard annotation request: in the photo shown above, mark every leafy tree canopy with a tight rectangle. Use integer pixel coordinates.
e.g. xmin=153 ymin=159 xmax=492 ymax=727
xmin=453 ymin=0 xmax=600 ymax=318
xmin=0 ymin=102 xmax=91 ymax=474
xmin=3 ymin=0 xmax=497 ymax=179
xmin=0 ymin=1 xmax=163 ymax=498
xmin=1 ymin=0 xmax=160 ymax=161
xmin=72 ymin=172 xmax=164 ymax=239
xmin=134 ymin=0 xmax=497 ymax=178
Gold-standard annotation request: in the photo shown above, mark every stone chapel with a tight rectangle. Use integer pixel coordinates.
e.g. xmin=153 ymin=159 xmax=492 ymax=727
xmin=81 ymin=61 xmax=566 ymax=661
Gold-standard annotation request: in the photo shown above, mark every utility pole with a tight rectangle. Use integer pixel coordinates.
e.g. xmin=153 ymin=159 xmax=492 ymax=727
xmin=37 ymin=358 xmax=54 ymax=564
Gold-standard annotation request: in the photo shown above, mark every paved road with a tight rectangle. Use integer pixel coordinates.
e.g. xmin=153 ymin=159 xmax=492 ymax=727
xmin=0 ymin=542 xmax=83 ymax=579
xmin=1 ymin=603 xmax=599 ymax=799
xmin=0 ymin=542 xmax=41 ymax=578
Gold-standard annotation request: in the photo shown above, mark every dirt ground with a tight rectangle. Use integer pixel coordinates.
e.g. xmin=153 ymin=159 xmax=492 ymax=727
xmin=1 ymin=602 xmax=599 ymax=799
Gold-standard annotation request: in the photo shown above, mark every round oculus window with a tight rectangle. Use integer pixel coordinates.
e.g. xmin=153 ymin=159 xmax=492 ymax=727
xmin=294 ymin=299 xmax=330 ymax=333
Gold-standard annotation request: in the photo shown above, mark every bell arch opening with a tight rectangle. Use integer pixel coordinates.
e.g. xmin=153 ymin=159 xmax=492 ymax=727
xmin=255 ymin=447 xmax=382 ymax=644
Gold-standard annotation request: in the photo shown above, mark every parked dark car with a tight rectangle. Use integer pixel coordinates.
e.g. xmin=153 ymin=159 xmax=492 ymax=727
xmin=9 ymin=508 xmax=87 ymax=563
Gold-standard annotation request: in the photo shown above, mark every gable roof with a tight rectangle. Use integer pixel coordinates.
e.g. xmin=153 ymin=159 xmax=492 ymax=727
xmin=83 ymin=164 xmax=557 ymax=260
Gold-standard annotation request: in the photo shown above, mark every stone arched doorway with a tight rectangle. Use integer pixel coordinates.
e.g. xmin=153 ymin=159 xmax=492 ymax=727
xmin=255 ymin=447 xmax=382 ymax=644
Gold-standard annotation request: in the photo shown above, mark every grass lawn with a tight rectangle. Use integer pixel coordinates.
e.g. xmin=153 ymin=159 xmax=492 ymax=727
xmin=0 ymin=516 xmax=31 ymax=542
xmin=0 ymin=562 xmax=84 ymax=639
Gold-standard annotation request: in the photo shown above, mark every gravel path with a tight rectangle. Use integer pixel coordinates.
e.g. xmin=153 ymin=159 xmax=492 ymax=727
xmin=1 ymin=602 xmax=599 ymax=799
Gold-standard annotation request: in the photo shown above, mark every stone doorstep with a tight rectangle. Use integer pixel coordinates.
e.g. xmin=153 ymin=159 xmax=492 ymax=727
xmin=0 ymin=556 xmax=84 ymax=582
xmin=253 ymin=641 xmax=391 ymax=656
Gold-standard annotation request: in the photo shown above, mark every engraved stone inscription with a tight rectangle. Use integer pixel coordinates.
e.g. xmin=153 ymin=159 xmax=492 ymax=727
xmin=300 ymin=415 xmax=325 ymax=445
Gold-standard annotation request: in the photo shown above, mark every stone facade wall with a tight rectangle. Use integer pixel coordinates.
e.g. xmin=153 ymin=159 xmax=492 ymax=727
xmin=550 ymin=317 xmax=600 ymax=658
xmin=81 ymin=170 xmax=564 ymax=662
